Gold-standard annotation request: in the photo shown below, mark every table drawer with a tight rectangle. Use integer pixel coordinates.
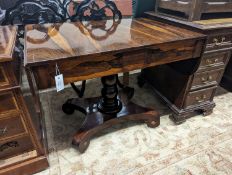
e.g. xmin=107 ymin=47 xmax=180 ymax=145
xmin=0 ymin=91 xmax=19 ymax=116
xmin=206 ymin=34 xmax=232 ymax=52
xmin=0 ymin=135 xmax=34 ymax=159
xmin=185 ymin=87 xmax=216 ymax=107
xmin=191 ymin=68 xmax=224 ymax=90
xmin=0 ymin=114 xmax=27 ymax=141
xmin=30 ymin=39 xmax=204 ymax=89
xmin=199 ymin=51 xmax=230 ymax=70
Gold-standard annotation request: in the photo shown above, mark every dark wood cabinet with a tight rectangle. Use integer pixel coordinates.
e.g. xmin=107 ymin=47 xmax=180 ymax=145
xmin=142 ymin=11 xmax=232 ymax=123
xmin=0 ymin=25 xmax=48 ymax=175
xmin=156 ymin=0 xmax=232 ymax=21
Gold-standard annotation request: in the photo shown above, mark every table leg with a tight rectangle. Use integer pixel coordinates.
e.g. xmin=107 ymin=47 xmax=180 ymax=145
xmin=62 ymin=74 xmax=160 ymax=153
xmin=97 ymin=75 xmax=122 ymax=114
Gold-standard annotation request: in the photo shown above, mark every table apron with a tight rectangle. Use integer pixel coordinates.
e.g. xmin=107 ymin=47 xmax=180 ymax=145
xmin=29 ymin=39 xmax=204 ymax=90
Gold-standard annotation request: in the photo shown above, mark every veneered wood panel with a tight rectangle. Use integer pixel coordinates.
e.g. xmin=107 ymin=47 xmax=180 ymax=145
xmin=0 ymin=26 xmax=17 ymax=63
xmin=25 ymin=18 xmax=205 ymax=65
xmin=31 ymin=39 xmax=203 ymax=89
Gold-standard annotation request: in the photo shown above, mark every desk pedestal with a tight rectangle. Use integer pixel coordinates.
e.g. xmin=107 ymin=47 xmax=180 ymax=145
xmin=62 ymin=75 xmax=160 ymax=153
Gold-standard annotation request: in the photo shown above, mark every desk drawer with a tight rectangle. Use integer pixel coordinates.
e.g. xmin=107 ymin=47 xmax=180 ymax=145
xmin=191 ymin=68 xmax=224 ymax=90
xmin=0 ymin=114 xmax=27 ymax=141
xmin=199 ymin=51 xmax=230 ymax=70
xmin=30 ymin=39 xmax=204 ymax=89
xmin=206 ymin=34 xmax=232 ymax=52
xmin=0 ymin=91 xmax=19 ymax=116
xmin=185 ymin=87 xmax=216 ymax=107
xmin=0 ymin=136 xmax=34 ymax=159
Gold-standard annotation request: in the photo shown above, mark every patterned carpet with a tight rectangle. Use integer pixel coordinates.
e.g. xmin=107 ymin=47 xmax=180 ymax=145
xmin=29 ymin=74 xmax=232 ymax=175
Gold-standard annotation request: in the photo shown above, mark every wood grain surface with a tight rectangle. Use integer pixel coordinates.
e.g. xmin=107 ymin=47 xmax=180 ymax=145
xmin=0 ymin=26 xmax=17 ymax=63
xmin=25 ymin=18 xmax=205 ymax=89
xmin=25 ymin=18 xmax=205 ymax=65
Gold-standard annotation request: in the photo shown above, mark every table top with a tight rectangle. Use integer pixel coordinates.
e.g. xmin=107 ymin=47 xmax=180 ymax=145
xmin=0 ymin=25 xmax=17 ymax=63
xmin=25 ymin=18 xmax=205 ymax=66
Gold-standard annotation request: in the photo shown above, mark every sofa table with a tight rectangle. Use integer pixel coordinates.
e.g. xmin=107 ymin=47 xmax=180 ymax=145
xmin=24 ymin=18 xmax=205 ymax=153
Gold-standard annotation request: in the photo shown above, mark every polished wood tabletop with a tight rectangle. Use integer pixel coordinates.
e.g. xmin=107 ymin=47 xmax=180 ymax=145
xmin=0 ymin=25 xmax=17 ymax=62
xmin=25 ymin=18 xmax=205 ymax=66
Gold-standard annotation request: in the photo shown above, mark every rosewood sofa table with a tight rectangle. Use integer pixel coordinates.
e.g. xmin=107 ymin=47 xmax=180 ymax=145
xmin=24 ymin=18 xmax=205 ymax=153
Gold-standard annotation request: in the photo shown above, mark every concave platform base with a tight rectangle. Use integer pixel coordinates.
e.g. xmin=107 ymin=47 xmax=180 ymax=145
xmin=63 ymin=75 xmax=160 ymax=153
xmin=63 ymin=96 xmax=160 ymax=153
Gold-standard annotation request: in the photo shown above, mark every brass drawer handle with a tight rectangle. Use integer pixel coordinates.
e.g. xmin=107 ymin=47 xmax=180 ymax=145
xmin=0 ymin=127 xmax=7 ymax=135
xmin=196 ymin=95 xmax=207 ymax=103
xmin=201 ymin=75 xmax=213 ymax=83
xmin=206 ymin=59 xmax=212 ymax=64
xmin=206 ymin=58 xmax=219 ymax=65
xmin=213 ymin=37 xmax=226 ymax=46
xmin=0 ymin=141 xmax=19 ymax=152
xmin=208 ymin=76 xmax=213 ymax=81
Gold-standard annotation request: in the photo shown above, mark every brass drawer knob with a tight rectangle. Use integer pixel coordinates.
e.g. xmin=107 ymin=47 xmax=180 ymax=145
xmin=213 ymin=38 xmax=219 ymax=46
xmin=206 ymin=58 xmax=219 ymax=65
xmin=201 ymin=77 xmax=207 ymax=82
xmin=201 ymin=75 xmax=213 ymax=83
xmin=0 ymin=127 xmax=7 ymax=135
xmin=196 ymin=95 xmax=207 ymax=103
xmin=213 ymin=37 xmax=226 ymax=46
xmin=206 ymin=59 xmax=212 ymax=64
xmin=222 ymin=37 xmax=226 ymax=42
xmin=208 ymin=76 xmax=213 ymax=81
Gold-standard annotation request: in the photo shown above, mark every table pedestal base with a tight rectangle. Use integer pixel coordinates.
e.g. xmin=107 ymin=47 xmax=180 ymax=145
xmin=62 ymin=75 xmax=160 ymax=153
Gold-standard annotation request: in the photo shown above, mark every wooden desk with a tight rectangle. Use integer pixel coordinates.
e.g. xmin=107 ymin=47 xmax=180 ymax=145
xmin=0 ymin=26 xmax=48 ymax=175
xmin=24 ymin=18 xmax=205 ymax=153
xmin=143 ymin=13 xmax=232 ymax=123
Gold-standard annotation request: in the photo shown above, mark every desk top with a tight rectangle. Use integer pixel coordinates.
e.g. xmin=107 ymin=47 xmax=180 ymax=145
xmin=25 ymin=18 xmax=205 ymax=66
xmin=0 ymin=25 xmax=17 ymax=63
